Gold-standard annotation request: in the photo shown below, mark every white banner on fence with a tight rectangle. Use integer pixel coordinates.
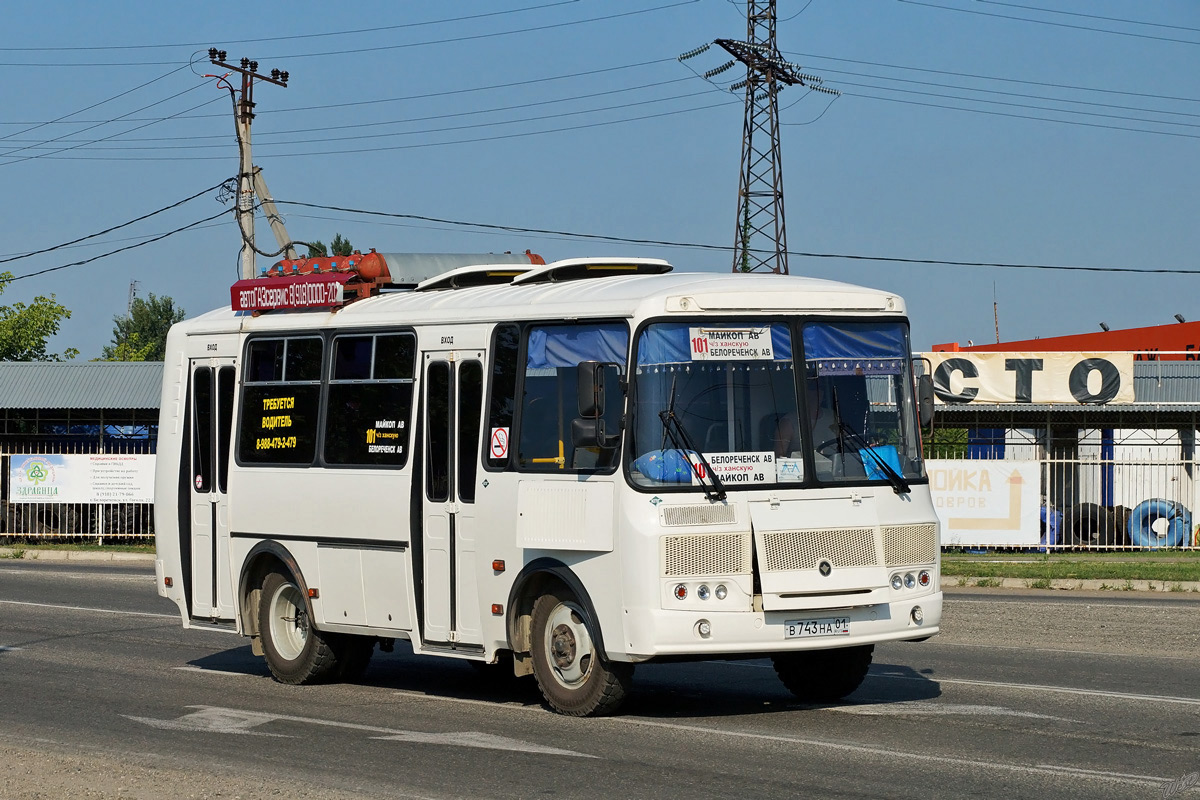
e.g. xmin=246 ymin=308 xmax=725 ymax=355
xmin=927 ymin=459 xmax=1040 ymax=546
xmin=8 ymin=454 xmax=155 ymax=504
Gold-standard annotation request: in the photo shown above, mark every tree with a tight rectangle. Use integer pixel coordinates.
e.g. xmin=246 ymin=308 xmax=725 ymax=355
xmin=101 ymin=293 xmax=185 ymax=361
xmin=330 ymin=233 xmax=354 ymax=257
xmin=305 ymin=240 xmax=328 ymax=258
xmin=0 ymin=271 xmax=78 ymax=361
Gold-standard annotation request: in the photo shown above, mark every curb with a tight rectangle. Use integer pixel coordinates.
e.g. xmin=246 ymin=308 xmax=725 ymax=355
xmin=946 ymin=576 xmax=1200 ymax=593
xmin=0 ymin=547 xmax=155 ymax=563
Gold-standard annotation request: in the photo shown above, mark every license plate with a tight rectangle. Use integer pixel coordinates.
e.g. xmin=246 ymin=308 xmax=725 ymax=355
xmin=784 ymin=617 xmax=850 ymax=638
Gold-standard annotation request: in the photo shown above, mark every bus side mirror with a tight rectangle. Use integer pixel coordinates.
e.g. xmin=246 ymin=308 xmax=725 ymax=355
xmin=576 ymin=360 xmax=621 ymax=418
xmin=918 ymin=374 xmax=934 ymax=428
xmin=571 ymin=417 xmax=608 ymax=449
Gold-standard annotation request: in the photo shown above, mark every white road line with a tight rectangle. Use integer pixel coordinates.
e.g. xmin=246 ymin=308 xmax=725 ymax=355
xmin=174 ymin=666 xmax=265 ymax=678
xmin=0 ymin=599 xmax=177 ymax=619
xmin=0 ymin=645 xmax=24 ymax=652
xmin=704 ymin=660 xmax=1200 ymax=706
xmin=0 ymin=568 xmax=152 ymax=583
xmin=918 ymin=640 xmax=1197 ymax=662
xmin=391 ymin=691 xmax=1163 ymax=788
xmin=875 ymin=674 xmax=1200 ymax=707
xmin=948 ymin=597 xmax=1200 ymax=611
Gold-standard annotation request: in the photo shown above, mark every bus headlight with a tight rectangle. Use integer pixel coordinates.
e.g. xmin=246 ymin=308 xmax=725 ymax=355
xmin=697 ymin=584 xmax=711 ymax=601
xmin=715 ymin=584 xmax=728 ymax=600
xmin=904 ymin=573 xmax=916 ymax=589
xmin=891 ymin=574 xmax=904 ymax=591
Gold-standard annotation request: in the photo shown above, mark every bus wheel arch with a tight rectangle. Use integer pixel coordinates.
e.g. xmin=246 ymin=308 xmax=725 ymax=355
xmin=506 ymin=559 xmax=632 ymax=716
xmin=238 ymin=540 xmax=313 ymax=648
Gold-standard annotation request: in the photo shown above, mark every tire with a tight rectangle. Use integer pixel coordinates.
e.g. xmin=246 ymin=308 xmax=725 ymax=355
xmin=1070 ymin=503 xmax=1105 ymax=547
xmin=258 ymin=570 xmax=341 ymax=685
xmin=772 ymin=644 xmax=874 ymax=703
xmin=530 ymin=587 xmax=632 ymax=717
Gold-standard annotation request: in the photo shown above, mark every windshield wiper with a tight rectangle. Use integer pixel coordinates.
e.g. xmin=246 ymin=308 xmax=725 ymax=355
xmin=831 ymin=387 xmax=910 ymax=495
xmin=658 ymin=375 xmax=726 ymax=502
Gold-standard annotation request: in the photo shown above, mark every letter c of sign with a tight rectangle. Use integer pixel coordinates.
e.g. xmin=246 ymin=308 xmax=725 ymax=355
xmin=1069 ymin=358 xmax=1120 ymax=404
xmin=933 ymin=358 xmax=979 ymax=403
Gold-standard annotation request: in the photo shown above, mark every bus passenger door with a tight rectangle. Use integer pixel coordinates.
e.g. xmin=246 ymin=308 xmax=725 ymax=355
xmin=421 ymin=352 xmax=485 ymax=647
xmin=188 ymin=359 xmax=236 ymax=621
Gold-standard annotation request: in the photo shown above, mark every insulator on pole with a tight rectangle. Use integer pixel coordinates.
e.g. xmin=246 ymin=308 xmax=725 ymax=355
xmin=730 ymin=79 xmax=749 ymax=92
xmin=678 ymin=43 xmax=711 ymax=61
xmin=704 ymin=60 xmax=736 ymax=79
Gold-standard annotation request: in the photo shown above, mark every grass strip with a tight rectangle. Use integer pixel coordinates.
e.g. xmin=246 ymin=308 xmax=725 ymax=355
xmin=941 ymin=556 xmax=1200 ymax=582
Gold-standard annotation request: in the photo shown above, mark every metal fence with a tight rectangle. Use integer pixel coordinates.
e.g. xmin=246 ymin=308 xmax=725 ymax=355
xmin=1 ymin=440 xmax=154 ymax=543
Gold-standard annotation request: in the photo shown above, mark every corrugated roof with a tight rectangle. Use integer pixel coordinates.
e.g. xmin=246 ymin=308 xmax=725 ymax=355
xmin=0 ymin=362 xmax=163 ymax=409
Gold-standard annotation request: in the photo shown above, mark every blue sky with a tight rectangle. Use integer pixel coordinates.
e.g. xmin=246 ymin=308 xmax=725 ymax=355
xmin=1 ymin=0 xmax=1196 ymax=356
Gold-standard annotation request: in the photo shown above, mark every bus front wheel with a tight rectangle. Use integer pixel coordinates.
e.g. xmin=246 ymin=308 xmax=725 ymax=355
xmin=530 ymin=587 xmax=632 ymax=716
xmin=259 ymin=571 xmax=342 ymax=685
xmin=772 ymin=644 xmax=874 ymax=703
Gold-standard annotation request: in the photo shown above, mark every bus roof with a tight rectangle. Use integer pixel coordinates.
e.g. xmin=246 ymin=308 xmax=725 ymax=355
xmin=178 ymin=265 xmax=907 ymax=337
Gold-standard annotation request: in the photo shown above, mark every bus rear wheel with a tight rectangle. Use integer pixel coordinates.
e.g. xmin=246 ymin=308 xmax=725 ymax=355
xmin=530 ymin=587 xmax=632 ymax=717
xmin=772 ymin=644 xmax=874 ymax=703
xmin=259 ymin=571 xmax=342 ymax=685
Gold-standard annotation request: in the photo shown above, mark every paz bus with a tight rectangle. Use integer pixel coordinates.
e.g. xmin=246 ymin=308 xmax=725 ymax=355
xmin=154 ymin=252 xmax=941 ymax=717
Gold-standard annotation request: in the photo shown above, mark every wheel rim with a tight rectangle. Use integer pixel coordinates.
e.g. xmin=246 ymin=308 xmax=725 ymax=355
xmin=542 ymin=601 xmax=594 ymax=690
xmin=267 ymin=580 xmax=308 ymax=661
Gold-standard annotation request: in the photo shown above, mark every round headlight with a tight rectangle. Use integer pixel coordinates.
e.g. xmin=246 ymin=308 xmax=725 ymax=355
xmin=697 ymin=584 xmax=711 ymax=601
xmin=674 ymin=583 xmax=687 ymax=600
xmin=715 ymin=584 xmax=728 ymax=600
xmin=891 ymin=574 xmax=904 ymax=591
xmin=904 ymin=572 xmax=916 ymax=589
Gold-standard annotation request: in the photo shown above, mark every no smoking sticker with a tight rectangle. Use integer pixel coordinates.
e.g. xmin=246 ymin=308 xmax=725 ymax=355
xmin=490 ymin=427 xmax=510 ymax=459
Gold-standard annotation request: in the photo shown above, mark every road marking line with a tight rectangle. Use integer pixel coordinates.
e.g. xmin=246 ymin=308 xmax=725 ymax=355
xmin=824 ymin=701 xmax=1072 ymax=721
xmin=704 ymin=660 xmax=1200 ymax=706
xmin=0 ymin=645 xmax=24 ymax=652
xmin=0 ymin=599 xmax=177 ymax=619
xmin=131 ymin=705 xmax=594 ymax=758
xmin=874 ymin=674 xmax=1200 ymax=707
xmin=920 ymin=640 xmax=1197 ymax=662
xmin=393 ymin=688 xmax=1163 ymax=786
xmin=174 ymin=666 xmax=265 ymax=678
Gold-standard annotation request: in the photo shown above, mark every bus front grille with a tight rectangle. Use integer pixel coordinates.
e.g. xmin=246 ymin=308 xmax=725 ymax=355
xmin=759 ymin=528 xmax=879 ymax=571
xmin=662 ymin=533 xmax=752 ymax=577
xmin=882 ymin=524 xmax=939 ymax=566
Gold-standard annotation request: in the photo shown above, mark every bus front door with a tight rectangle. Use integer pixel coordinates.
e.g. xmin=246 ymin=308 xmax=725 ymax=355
xmin=187 ymin=359 xmax=236 ymax=621
xmin=421 ymin=352 xmax=485 ymax=647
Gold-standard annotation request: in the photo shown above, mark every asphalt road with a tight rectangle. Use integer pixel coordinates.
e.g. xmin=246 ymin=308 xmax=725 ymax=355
xmin=1 ymin=562 xmax=1199 ymax=799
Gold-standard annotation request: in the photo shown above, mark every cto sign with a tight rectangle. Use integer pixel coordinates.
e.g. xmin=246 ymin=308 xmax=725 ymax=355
xmin=923 ymin=352 xmax=1135 ymax=405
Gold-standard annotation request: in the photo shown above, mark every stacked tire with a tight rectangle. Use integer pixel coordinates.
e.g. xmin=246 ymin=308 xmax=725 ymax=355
xmin=1068 ymin=503 xmax=1131 ymax=547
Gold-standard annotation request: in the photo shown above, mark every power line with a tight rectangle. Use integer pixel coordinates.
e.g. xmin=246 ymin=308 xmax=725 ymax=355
xmin=897 ymin=0 xmax=1200 ymax=47
xmin=22 ymin=84 xmax=719 ymax=153
xmin=0 ymin=57 xmax=679 ymax=127
xmin=0 ymin=1 xmax=583 ymax=51
xmin=785 ymin=50 xmax=1200 ymax=104
xmin=977 ymin=1 xmax=1200 ymax=34
xmin=0 ymin=179 xmax=232 ymax=265
xmin=10 ymin=208 xmax=232 ymax=282
xmin=274 ymin=200 xmax=1200 ymax=276
xmin=26 ymin=97 xmax=739 ymax=161
xmin=0 ymin=1 xmax=699 ymax=68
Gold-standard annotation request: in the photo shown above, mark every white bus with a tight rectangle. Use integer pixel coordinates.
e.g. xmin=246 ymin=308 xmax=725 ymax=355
xmin=155 ymin=253 xmax=941 ymax=716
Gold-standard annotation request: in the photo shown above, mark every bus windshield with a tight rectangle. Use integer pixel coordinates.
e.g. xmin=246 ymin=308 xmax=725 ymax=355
xmin=628 ymin=319 xmax=924 ymax=490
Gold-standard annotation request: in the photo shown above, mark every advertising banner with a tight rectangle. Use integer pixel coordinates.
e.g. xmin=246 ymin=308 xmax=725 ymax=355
xmin=923 ymin=352 xmax=1135 ymax=405
xmin=8 ymin=454 xmax=155 ymax=504
xmin=230 ymin=273 xmax=351 ymax=312
xmin=927 ymin=459 xmax=1041 ymax=546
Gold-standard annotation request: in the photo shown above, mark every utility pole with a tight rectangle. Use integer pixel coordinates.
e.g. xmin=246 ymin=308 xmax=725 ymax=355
xmin=713 ymin=1 xmax=836 ymax=273
xmin=207 ymin=49 xmax=291 ymax=279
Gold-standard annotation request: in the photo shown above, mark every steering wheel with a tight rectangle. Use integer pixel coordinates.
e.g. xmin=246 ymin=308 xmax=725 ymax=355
xmin=815 ymin=437 xmax=842 ymax=457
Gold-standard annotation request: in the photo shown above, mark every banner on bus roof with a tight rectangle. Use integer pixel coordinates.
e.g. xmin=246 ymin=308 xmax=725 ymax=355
xmin=231 ymin=273 xmax=353 ymax=312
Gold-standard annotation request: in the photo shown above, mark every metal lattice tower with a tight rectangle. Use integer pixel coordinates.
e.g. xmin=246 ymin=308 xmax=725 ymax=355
xmin=719 ymin=1 xmax=808 ymax=274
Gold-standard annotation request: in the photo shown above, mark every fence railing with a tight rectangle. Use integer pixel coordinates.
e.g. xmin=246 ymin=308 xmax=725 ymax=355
xmin=1 ymin=440 xmax=154 ymax=543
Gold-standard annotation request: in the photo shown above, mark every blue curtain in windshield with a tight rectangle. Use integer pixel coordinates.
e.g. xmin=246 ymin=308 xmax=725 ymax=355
xmin=637 ymin=323 xmax=792 ymax=365
xmin=802 ymin=323 xmax=906 ymax=376
xmin=527 ymin=324 xmax=628 ymax=370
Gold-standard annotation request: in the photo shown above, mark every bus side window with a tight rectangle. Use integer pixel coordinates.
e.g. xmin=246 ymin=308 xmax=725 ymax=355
xmin=238 ymin=336 xmax=323 ymax=466
xmin=484 ymin=324 xmax=519 ymax=470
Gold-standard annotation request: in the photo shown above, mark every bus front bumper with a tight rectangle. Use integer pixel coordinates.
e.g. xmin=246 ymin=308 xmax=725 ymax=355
xmin=619 ymin=591 xmax=942 ymax=662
